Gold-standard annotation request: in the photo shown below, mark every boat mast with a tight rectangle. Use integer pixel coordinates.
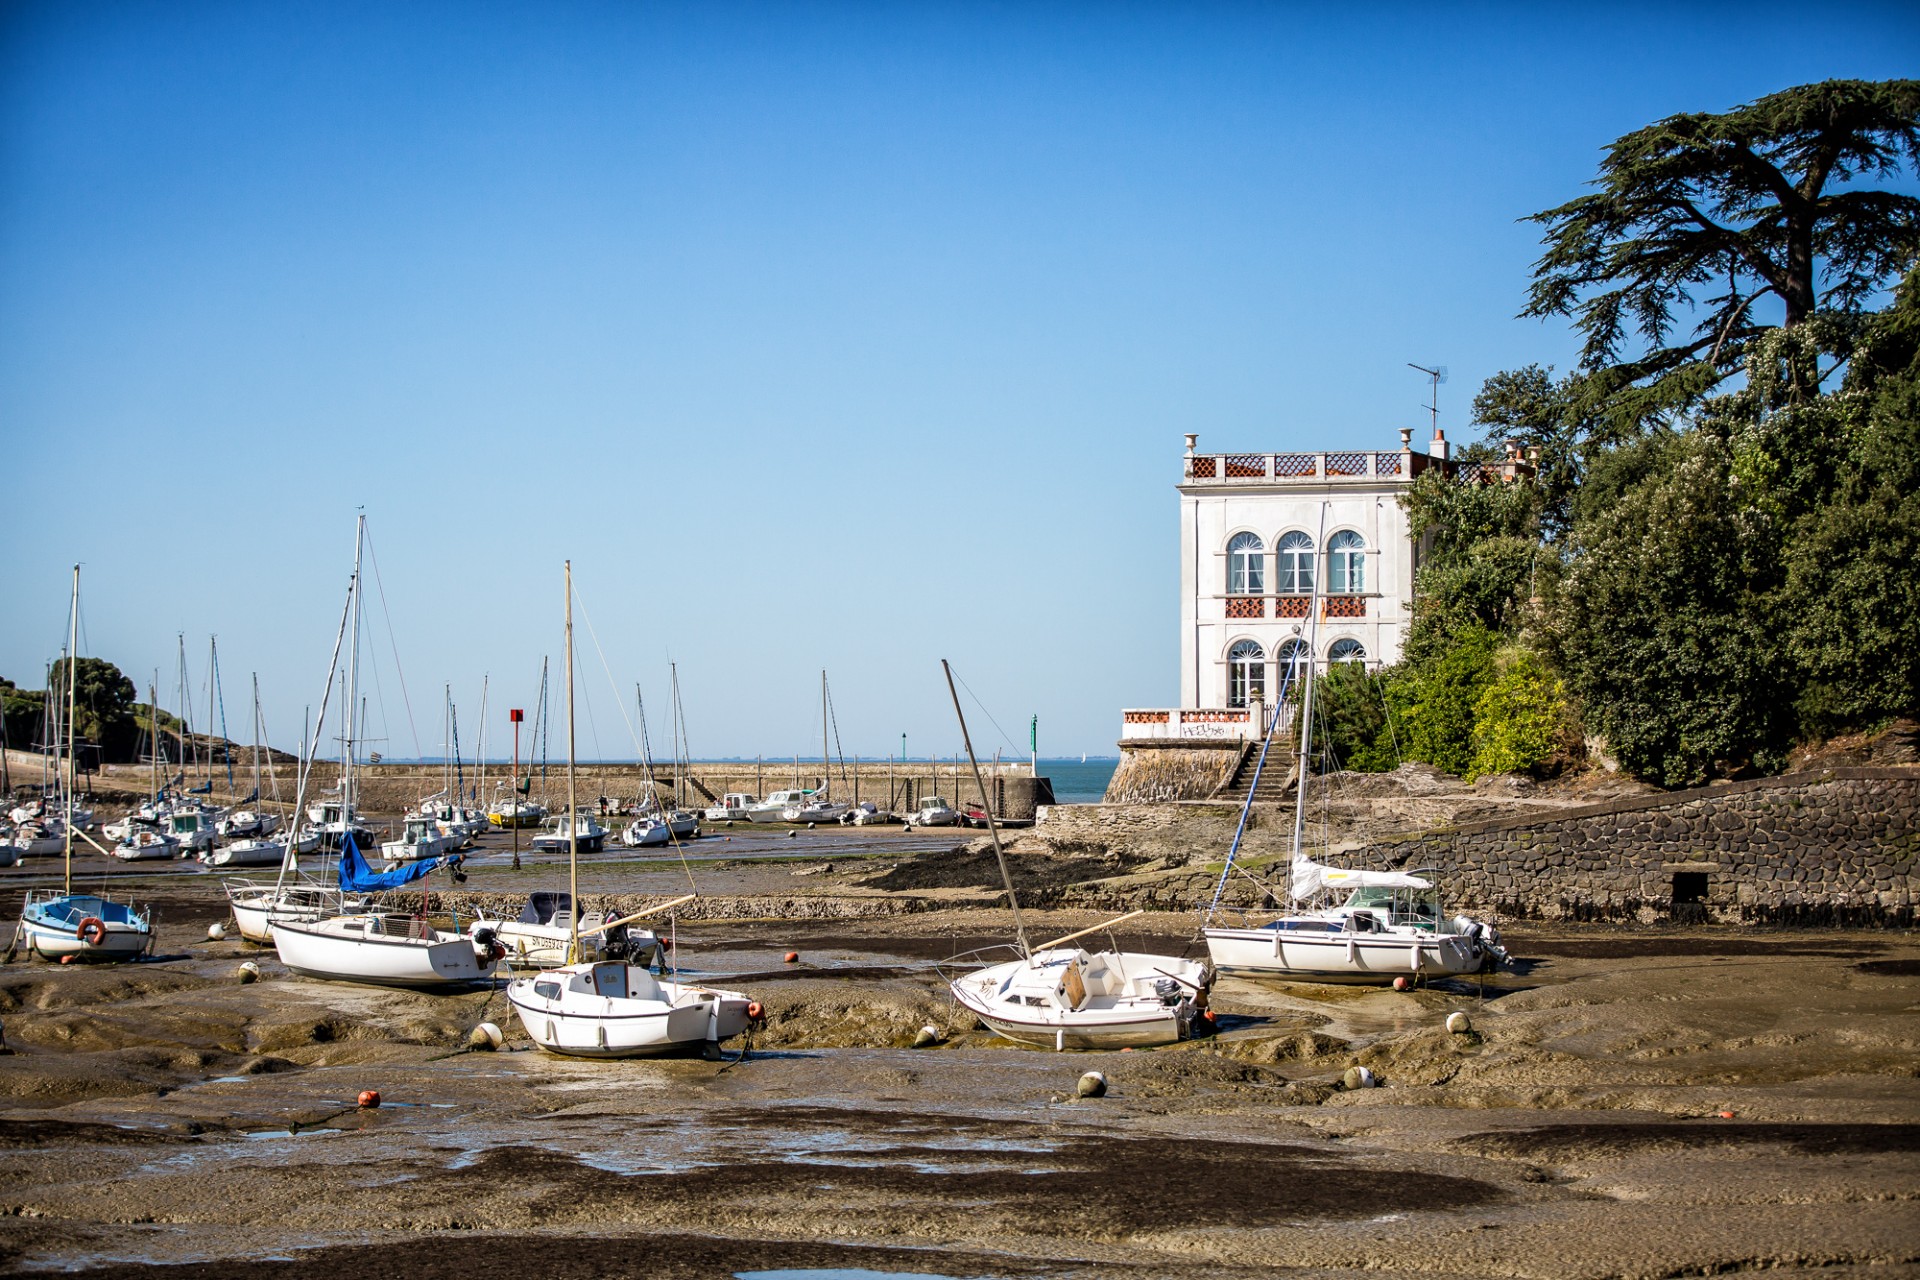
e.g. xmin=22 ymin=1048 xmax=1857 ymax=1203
xmin=206 ymin=636 xmax=218 ymax=793
xmin=475 ymin=673 xmax=489 ymax=809
xmin=63 ymin=565 xmax=78 ymax=896
xmin=941 ymin=659 xmax=1028 ymax=958
xmin=251 ymin=673 xmax=263 ymax=802
xmin=176 ymin=635 xmax=192 ymax=782
xmin=148 ymin=677 xmax=160 ymax=802
xmin=344 ymin=514 xmax=365 ymax=821
xmin=820 ymin=670 xmax=829 ymax=802
xmin=1290 ymin=504 xmax=1329 ymax=863
xmin=564 ymin=560 xmax=578 ymax=964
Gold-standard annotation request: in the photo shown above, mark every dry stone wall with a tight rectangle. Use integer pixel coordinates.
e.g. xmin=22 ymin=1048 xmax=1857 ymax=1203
xmin=1358 ymin=767 xmax=1919 ymax=926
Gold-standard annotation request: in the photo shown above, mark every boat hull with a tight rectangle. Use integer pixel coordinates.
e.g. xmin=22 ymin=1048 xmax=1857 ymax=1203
xmin=273 ymin=919 xmax=495 ymax=988
xmin=17 ymin=894 xmax=153 ymax=963
xmin=507 ymin=967 xmax=753 ymax=1057
xmin=208 ymin=839 xmax=286 ymax=868
xmin=947 ymin=949 xmax=1204 ymax=1050
xmin=1204 ymin=924 xmax=1485 ymax=982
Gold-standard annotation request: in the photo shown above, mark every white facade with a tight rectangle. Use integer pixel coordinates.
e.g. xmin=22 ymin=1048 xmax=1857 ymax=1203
xmin=1174 ymin=428 xmax=1446 ymax=715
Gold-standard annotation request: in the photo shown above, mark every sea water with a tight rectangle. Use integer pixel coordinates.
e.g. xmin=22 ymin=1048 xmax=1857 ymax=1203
xmin=1037 ymin=756 xmax=1116 ymax=804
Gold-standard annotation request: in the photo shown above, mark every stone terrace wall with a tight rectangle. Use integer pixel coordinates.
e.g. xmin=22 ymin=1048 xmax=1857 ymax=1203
xmin=1102 ymin=744 xmax=1244 ymax=804
xmin=1360 ymin=767 xmax=1920 ymax=926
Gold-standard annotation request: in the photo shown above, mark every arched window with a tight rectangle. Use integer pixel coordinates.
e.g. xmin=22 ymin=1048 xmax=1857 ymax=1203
xmin=1276 ymin=638 xmax=1312 ymax=683
xmin=1276 ymin=531 xmax=1315 ymax=593
xmin=1226 ymin=532 xmax=1264 ymax=595
xmin=1327 ymin=530 xmax=1366 ymax=593
xmin=1328 ymin=638 xmax=1367 ymax=665
xmin=1227 ymin=640 xmax=1265 ymax=708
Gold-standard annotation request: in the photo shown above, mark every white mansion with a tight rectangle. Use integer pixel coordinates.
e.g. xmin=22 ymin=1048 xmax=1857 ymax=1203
xmin=1121 ymin=425 xmax=1530 ymax=745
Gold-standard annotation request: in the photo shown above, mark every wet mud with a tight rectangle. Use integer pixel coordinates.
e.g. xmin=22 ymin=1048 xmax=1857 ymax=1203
xmin=1 ymin=873 xmax=1917 ymax=1278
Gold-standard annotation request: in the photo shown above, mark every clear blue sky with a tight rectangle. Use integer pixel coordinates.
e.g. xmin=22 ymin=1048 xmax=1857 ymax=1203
xmin=3 ymin=2 xmax=1914 ymax=761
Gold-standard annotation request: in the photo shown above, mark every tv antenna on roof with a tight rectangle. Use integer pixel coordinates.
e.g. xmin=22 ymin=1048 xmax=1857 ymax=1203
xmin=1408 ymin=363 xmax=1447 ymax=438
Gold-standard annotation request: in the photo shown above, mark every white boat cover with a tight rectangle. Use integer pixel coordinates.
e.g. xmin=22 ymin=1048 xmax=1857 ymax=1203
xmin=1290 ymin=858 xmax=1431 ymax=900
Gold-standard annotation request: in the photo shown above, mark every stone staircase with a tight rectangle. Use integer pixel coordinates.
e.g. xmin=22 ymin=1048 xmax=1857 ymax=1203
xmin=1210 ymin=735 xmax=1301 ymax=805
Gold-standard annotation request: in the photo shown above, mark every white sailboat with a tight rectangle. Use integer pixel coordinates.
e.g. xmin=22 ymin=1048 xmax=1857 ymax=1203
xmin=475 ymin=890 xmax=661 ymax=970
xmin=935 ymin=660 xmax=1209 ymax=1050
xmin=506 ymin=561 xmax=758 ymax=1058
xmin=225 ymin=516 xmax=375 ymax=943
xmin=11 ymin=567 xmax=156 ymax=964
xmin=1200 ymin=504 xmax=1506 ymax=984
xmin=269 ymin=517 xmax=488 ymax=989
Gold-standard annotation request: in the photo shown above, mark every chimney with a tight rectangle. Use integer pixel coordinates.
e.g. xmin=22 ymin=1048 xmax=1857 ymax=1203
xmin=1430 ymin=425 xmax=1449 ymax=462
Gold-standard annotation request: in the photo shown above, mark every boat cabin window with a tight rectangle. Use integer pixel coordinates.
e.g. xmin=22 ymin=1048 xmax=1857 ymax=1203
xmin=533 ymin=981 xmax=562 ymax=1000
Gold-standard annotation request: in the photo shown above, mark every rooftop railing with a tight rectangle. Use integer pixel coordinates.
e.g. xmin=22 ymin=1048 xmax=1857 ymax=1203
xmin=1183 ymin=450 xmax=1420 ymax=483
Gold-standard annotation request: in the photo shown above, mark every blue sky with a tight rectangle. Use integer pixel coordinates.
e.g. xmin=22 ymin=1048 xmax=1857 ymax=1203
xmin=3 ymin=2 xmax=1915 ymax=760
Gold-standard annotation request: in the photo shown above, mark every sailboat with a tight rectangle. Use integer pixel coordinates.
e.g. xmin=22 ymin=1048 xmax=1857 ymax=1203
xmin=268 ymin=516 xmax=492 ymax=988
xmin=1200 ymin=505 xmax=1506 ymax=984
xmin=210 ymin=676 xmax=289 ymax=867
xmin=226 ymin=517 xmax=378 ymax=943
xmin=937 ymin=660 xmax=1210 ymax=1050
xmin=12 ymin=567 xmax=155 ymax=963
xmin=781 ymin=671 xmax=851 ymax=823
xmin=506 ymin=561 xmax=758 ymax=1058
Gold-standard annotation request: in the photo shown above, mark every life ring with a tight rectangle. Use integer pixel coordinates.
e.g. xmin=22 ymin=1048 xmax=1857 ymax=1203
xmin=76 ymin=917 xmax=107 ymax=946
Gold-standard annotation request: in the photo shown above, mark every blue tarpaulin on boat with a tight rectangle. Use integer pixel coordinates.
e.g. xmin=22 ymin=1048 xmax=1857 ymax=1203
xmin=337 ymin=832 xmax=457 ymax=894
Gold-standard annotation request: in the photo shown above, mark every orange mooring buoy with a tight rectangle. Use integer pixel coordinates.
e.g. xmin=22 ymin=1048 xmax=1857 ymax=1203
xmin=784 ymin=951 xmax=800 ymax=964
xmin=357 ymin=1089 xmax=381 ymax=1109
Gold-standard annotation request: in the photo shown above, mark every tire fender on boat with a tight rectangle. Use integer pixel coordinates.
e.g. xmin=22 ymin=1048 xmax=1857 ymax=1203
xmin=76 ymin=917 xmax=107 ymax=947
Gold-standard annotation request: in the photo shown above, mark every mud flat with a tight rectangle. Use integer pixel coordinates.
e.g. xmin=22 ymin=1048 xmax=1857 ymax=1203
xmin=1 ymin=865 xmax=1917 ymax=1278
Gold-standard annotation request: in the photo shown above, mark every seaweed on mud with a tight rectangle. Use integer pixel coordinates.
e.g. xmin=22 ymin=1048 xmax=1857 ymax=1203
xmin=450 ymin=1118 xmax=1502 ymax=1237
xmin=1457 ymin=1122 xmax=1920 ymax=1160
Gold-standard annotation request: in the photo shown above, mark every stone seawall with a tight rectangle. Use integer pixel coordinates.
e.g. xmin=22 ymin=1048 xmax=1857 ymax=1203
xmin=1357 ymin=767 xmax=1920 ymax=926
xmin=1101 ymin=743 xmax=1244 ymax=803
xmin=60 ymin=756 xmax=1029 ymax=817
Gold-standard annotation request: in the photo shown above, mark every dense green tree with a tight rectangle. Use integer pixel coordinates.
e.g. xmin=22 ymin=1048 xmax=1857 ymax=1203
xmin=1524 ymin=79 xmax=1920 ymax=435
xmin=1469 ymin=646 xmax=1574 ymax=780
xmin=1309 ymin=660 xmax=1398 ymax=773
xmin=48 ymin=658 xmax=141 ymax=763
xmin=1383 ymin=625 xmax=1503 ymax=778
xmin=1548 ymin=431 xmax=1791 ymax=784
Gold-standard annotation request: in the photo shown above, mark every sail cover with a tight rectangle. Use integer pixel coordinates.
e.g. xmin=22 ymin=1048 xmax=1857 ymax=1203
xmin=1290 ymin=858 xmax=1431 ymax=901
xmin=337 ymin=832 xmax=457 ymax=893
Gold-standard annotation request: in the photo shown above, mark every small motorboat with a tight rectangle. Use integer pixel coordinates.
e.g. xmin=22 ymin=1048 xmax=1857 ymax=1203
xmin=531 ymin=811 xmax=607 ymax=854
xmin=781 ymin=798 xmax=849 ymax=824
xmin=477 ymin=891 xmax=659 ymax=970
xmin=743 ymin=789 xmax=813 ymax=822
xmin=13 ymin=890 xmax=154 ymax=963
xmin=947 ymin=937 xmax=1211 ymax=1050
xmin=14 ymin=821 xmax=70 ymax=858
xmin=112 ymin=829 xmax=183 ymax=861
xmin=507 ymin=960 xmax=756 ymax=1058
xmin=702 ymin=793 xmax=758 ymax=822
xmin=205 ymin=836 xmax=287 ymax=868
xmin=217 ymin=809 xmax=281 ymax=839
xmin=909 ymin=796 xmax=960 ymax=826
xmin=488 ymin=797 xmax=548 ymax=829
xmin=621 ymin=816 xmax=672 ymax=848
xmin=380 ymin=817 xmax=459 ymax=863
xmin=849 ymin=801 xmax=893 ymax=825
